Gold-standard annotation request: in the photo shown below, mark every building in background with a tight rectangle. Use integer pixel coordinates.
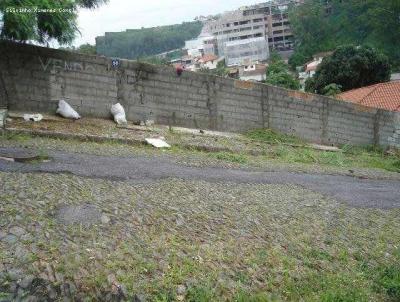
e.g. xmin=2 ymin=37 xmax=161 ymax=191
xmin=202 ymin=0 xmax=303 ymax=57
xmin=224 ymin=37 xmax=269 ymax=66
xmin=239 ymin=63 xmax=267 ymax=81
xmin=240 ymin=1 xmax=304 ymax=51
xmin=298 ymin=51 xmax=333 ymax=90
xmin=180 ymin=1 xmax=304 ymax=74
xmin=184 ymin=35 xmax=217 ymax=57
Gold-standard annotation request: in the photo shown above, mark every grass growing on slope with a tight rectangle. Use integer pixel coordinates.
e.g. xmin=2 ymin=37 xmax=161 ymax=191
xmin=245 ymin=129 xmax=400 ymax=173
xmin=245 ymin=129 xmax=303 ymax=145
xmin=208 ymin=152 xmax=248 ymax=164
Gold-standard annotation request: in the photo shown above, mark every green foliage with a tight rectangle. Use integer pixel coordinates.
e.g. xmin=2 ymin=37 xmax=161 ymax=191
xmin=267 ymin=72 xmax=300 ymax=90
xmin=375 ymin=264 xmax=400 ymax=299
xmin=209 ymin=152 xmax=248 ymax=164
xmin=266 ymin=53 xmax=300 ymax=90
xmin=60 ymin=43 xmax=97 ymax=55
xmin=96 ymin=22 xmax=202 ymax=59
xmin=142 ymin=50 xmax=185 ymax=66
xmin=322 ymin=83 xmax=342 ymax=96
xmin=246 ymin=129 xmax=303 ymax=145
xmin=313 ymin=45 xmax=391 ymax=93
xmin=0 ymin=0 xmax=107 ymax=44
xmin=199 ymin=60 xmax=229 ymax=77
xmin=269 ymin=49 xmax=283 ymax=64
xmin=288 ymin=0 xmax=400 ymax=70
xmin=186 ymin=285 xmax=216 ymax=302
xmin=304 ymin=77 xmax=316 ymax=93
xmin=76 ymin=43 xmax=96 ymax=55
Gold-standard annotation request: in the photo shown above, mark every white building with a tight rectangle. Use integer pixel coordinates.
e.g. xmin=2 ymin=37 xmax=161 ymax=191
xmin=184 ymin=35 xmax=217 ymax=57
xmin=239 ymin=63 xmax=267 ymax=81
xmin=298 ymin=51 xmax=332 ymax=90
xmin=224 ymin=37 xmax=269 ymax=66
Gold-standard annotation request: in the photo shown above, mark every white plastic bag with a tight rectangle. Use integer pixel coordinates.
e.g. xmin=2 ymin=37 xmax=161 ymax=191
xmin=145 ymin=138 xmax=171 ymax=148
xmin=23 ymin=114 xmax=43 ymax=122
xmin=56 ymin=100 xmax=81 ymax=120
xmin=110 ymin=103 xmax=127 ymax=125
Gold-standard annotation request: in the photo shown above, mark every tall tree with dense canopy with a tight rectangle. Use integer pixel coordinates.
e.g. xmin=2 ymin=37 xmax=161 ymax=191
xmin=0 ymin=0 xmax=107 ymax=44
xmin=288 ymin=0 xmax=400 ymax=69
xmin=265 ymin=52 xmax=300 ymax=90
xmin=307 ymin=45 xmax=391 ymax=94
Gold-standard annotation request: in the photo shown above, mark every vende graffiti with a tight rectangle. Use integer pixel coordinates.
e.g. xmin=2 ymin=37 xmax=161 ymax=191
xmin=38 ymin=56 xmax=99 ymax=73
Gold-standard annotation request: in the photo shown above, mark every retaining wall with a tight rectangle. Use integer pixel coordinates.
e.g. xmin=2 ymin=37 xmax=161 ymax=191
xmin=0 ymin=41 xmax=399 ymax=147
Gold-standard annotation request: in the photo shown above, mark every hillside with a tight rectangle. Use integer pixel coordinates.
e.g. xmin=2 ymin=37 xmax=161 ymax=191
xmin=95 ymin=21 xmax=202 ymax=59
xmin=288 ymin=0 xmax=400 ymax=70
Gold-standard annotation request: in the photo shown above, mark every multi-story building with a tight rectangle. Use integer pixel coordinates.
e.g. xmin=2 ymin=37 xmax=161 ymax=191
xmin=224 ymin=37 xmax=269 ymax=66
xmin=241 ymin=1 xmax=303 ymax=51
xmin=203 ymin=0 xmax=303 ymax=58
xmin=184 ymin=35 xmax=217 ymax=57
xmin=202 ymin=10 xmax=268 ymax=64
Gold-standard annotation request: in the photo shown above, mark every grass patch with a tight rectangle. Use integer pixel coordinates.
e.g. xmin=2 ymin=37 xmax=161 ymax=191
xmin=374 ymin=264 xmax=400 ymax=300
xmin=246 ymin=129 xmax=303 ymax=145
xmin=0 ymin=131 xmax=31 ymax=142
xmin=234 ymin=291 xmax=272 ymax=302
xmin=209 ymin=152 xmax=248 ymax=164
xmin=186 ymin=285 xmax=216 ymax=302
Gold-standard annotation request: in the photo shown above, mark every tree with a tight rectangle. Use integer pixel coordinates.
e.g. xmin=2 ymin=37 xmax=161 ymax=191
xmin=76 ymin=43 xmax=96 ymax=55
xmin=321 ymin=83 xmax=342 ymax=96
xmin=0 ymin=0 xmax=108 ymax=44
xmin=266 ymin=53 xmax=300 ymax=90
xmin=304 ymin=77 xmax=316 ymax=93
xmin=288 ymin=0 xmax=400 ymax=69
xmin=312 ymin=45 xmax=391 ymax=93
xmin=58 ymin=43 xmax=96 ymax=55
xmin=266 ymin=72 xmax=300 ymax=90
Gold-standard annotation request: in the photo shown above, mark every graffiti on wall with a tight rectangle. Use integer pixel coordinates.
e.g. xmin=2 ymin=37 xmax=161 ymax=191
xmin=38 ymin=57 xmax=104 ymax=73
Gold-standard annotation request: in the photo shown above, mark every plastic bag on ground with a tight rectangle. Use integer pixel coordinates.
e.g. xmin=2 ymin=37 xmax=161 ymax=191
xmin=145 ymin=138 xmax=171 ymax=148
xmin=110 ymin=103 xmax=127 ymax=125
xmin=23 ymin=114 xmax=43 ymax=122
xmin=56 ymin=100 xmax=81 ymax=120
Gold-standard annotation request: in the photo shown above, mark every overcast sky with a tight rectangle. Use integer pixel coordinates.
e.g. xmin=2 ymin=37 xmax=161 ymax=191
xmin=74 ymin=0 xmax=260 ymax=46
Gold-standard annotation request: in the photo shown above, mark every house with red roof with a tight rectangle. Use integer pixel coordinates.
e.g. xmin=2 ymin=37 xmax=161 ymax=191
xmin=337 ymin=81 xmax=400 ymax=112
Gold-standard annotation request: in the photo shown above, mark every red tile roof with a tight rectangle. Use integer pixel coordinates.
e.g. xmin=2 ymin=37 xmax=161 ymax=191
xmin=198 ymin=54 xmax=218 ymax=63
xmin=337 ymin=81 xmax=400 ymax=112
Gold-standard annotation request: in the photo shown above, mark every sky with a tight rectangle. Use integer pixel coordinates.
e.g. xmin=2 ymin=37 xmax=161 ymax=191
xmin=74 ymin=0 xmax=261 ymax=46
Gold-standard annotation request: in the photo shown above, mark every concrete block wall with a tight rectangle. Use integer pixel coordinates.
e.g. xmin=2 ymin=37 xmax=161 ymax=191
xmin=0 ymin=41 xmax=399 ymax=148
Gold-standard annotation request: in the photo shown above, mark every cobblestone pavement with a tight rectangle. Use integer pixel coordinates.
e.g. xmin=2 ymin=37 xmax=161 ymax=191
xmin=0 ymin=147 xmax=399 ymax=209
xmin=1 ymin=145 xmax=400 ymax=301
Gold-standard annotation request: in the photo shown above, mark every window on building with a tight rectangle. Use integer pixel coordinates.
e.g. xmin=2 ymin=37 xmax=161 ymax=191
xmin=239 ymin=20 xmax=250 ymax=25
xmin=272 ymin=22 xmax=282 ymax=27
xmin=273 ymin=30 xmax=283 ymax=34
